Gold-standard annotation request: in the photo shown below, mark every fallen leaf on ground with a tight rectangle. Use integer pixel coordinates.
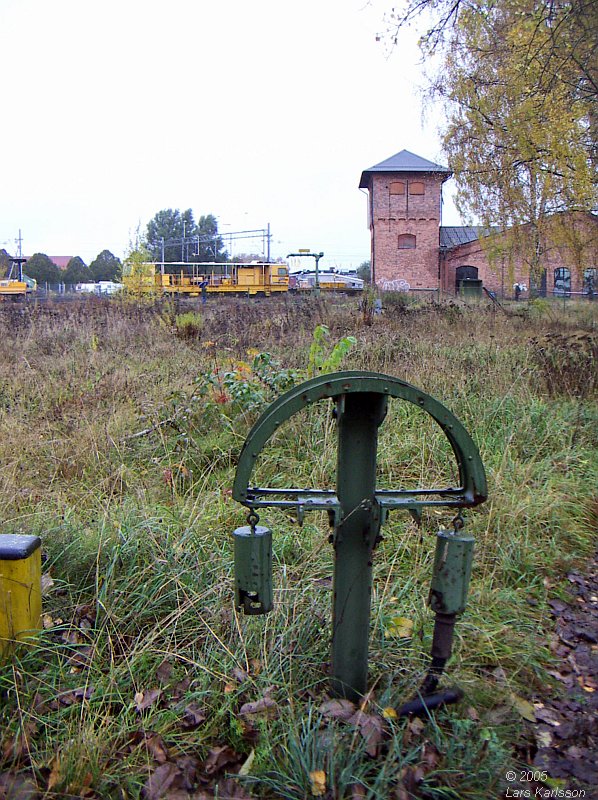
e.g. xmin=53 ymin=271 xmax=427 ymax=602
xmin=0 ymin=771 xmax=38 ymax=800
xmin=239 ymin=697 xmax=278 ymax=719
xmin=349 ymin=710 xmax=386 ymax=757
xmin=534 ymin=707 xmax=562 ymax=726
xmin=180 ymin=702 xmax=206 ymax=730
xmin=385 ymin=616 xmax=414 ymax=638
xmin=400 ymin=765 xmax=426 ymax=791
xmin=408 ymin=717 xmax=425 ymax=736
xmin=510 ymin=693 xmax=536 ymax=722
xmin=208 ymin=777 xmax=254 ymax=799
xmin=232 ymin=667 xmax=248 ymax=684
xmin=238 ymin=749 xmax=255 ymax=776
xmin=203 ymin=745 xmax=243 ymax=776
xmin=155 ymin=660 xmax=173 ymax=685
xmin=171 ymin=676 xmax=191 ymax=701
xmin=47 ymin=757 xmax=61 ymax=792
xmin=145 ymin=733 xmax=169 ymax=764
xmin=536 ymin=729 xmax=553 ymax=748
xmin=392 ymin=783 xmax=410 ymax=800
xmin=142 ymin=762 xmax=179 ymax=800
xmin=2 ymin=720 xmax=37 ymax=762
xmin=135 ymin=688 xmax=161 ymax=712
xmin=422 ymin=741 xmax=441 ymax=769
xmin=577 ymin=676 xmax=595 ymax=692
xmin=249 ymin=658 xmax=262 ymax=675
xmin=174 ymin=755 xmax=199 ymax=790
xmin=74 ymin=603 xmax=96 ymax=628
xmin=68 ymin=646 xmax=93 ymax=670
xmin=319 ymin=698 xmax=356 ymax=721
xmin=490 ymin=666 xmax=508 ymax=684
xmin=41 ymin=572 xmax=55 ymax=595
xmin=309 ymin=770 xmax=326 ymax=797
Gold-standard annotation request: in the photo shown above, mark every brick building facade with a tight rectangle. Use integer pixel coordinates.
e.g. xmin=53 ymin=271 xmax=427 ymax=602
xmin=359 ymin=150 xmax=597 ymax=297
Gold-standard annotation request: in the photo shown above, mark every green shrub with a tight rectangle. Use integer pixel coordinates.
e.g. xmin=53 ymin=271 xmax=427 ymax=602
xmin=174 ymin=311 xmax=203 ymax=339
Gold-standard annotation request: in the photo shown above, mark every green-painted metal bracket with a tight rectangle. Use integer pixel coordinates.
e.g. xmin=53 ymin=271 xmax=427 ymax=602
xmin=233 ymin=370 xmax=487 ymax=513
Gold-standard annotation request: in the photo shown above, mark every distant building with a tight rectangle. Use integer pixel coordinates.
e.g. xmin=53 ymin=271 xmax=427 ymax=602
xmin=49 ymin=256 xmax=74 ymax=270
xmin=359 ymin=149 xmax=597 ymax=297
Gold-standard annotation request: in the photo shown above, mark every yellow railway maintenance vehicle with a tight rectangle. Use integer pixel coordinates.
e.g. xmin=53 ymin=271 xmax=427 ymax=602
xmin=0 ymin=257 xmax=36 ymax=301
xmin=122 ymin=261 xmax=290 ymax=296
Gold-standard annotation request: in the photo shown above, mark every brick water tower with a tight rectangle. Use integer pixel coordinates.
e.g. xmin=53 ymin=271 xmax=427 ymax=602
xmin=359 ymin=150 xmax=452 ymax=290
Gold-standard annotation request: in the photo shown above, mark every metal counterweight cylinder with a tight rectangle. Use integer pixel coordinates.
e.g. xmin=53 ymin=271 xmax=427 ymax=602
xmin=233 ymin=525 xmax=273 ymax=615
xmin=428 ymin=529 xmax=475 ymax=616
xmin=422 ymin=529 xmax=475 ymax=693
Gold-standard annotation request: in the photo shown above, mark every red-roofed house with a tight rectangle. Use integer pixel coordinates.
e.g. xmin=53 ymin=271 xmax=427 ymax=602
xmin=49 ymin=256 xmax=74 ymax=270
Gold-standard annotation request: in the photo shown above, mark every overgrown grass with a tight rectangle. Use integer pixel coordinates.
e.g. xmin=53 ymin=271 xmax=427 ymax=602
xmin=0 ymin=294 xmax=596 ymax=798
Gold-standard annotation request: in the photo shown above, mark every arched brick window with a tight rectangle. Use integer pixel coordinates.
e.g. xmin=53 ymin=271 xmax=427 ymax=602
xmin=390 ymin=181 xmax=406 ymax=195
xmin=409 ymin=181 xmax=425 ymax=195
xmin=398 ymin=234 xmax=416 ymax=249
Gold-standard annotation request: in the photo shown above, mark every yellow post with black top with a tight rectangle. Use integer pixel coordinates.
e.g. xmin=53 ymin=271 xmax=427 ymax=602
xmin=0 ymin=534 xmax=42 ymax=657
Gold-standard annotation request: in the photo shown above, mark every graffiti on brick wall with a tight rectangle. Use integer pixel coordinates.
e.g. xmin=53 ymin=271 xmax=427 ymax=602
xmin=377 ymin=278 xmax=410 ymax=292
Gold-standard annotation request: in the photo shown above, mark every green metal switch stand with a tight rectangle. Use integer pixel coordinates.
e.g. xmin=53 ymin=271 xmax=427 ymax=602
xmin=232 ymin=371 xmax=487 ymax=708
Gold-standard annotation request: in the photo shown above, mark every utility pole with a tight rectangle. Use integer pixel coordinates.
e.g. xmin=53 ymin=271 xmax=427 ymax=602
xmin=267 ymin=222 xmax=271 ymax=262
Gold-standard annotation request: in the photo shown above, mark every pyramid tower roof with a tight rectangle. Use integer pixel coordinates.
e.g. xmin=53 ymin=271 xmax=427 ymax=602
xmin=359 ymin=149 xmax=451 ymax=188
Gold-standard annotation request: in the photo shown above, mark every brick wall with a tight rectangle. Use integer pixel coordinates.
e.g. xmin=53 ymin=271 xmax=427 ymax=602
xmin=369 ymin=172 xmax=445 ymax=290
xmin=364 ymin=165 xmax=596 ymax=296
xmin=441 ymin=240 xmax=503 ymax=294
xmin=442 ymin=214 xmax=597 ymax=296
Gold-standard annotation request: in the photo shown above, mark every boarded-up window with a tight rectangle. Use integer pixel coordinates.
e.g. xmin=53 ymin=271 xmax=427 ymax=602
xmin=409 ymin=181 xmax=425 ymax=195
xmin=398 ymin=234 xmax=416 ymax=249
xmin=390 ymin=181 xmax=406 ymax=195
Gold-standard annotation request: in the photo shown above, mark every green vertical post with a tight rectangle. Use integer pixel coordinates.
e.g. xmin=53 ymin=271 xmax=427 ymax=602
xmin=314 ymin=252 xmax=324 ymax=298
xmin=331 ymin=392 xmax=387 ymax=701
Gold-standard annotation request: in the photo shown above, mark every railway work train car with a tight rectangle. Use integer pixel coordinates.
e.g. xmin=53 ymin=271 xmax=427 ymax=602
xmin=122 ymin=261 xmax=364 ymax=297
xmin=122 ymin=261 xmax=290 ymax=296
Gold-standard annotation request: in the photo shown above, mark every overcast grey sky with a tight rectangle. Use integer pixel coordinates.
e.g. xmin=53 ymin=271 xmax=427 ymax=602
xmin=1 ymin=0 xmax=459 ymax=269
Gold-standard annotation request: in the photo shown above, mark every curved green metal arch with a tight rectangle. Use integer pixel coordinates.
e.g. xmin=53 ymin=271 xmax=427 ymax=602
xmin=233 ymin=371 xmax=487 ymax=511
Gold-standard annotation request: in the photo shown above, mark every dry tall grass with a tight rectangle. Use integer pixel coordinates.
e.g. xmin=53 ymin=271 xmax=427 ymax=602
xmin=0 ymin=294 xmax=596 ymax=798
